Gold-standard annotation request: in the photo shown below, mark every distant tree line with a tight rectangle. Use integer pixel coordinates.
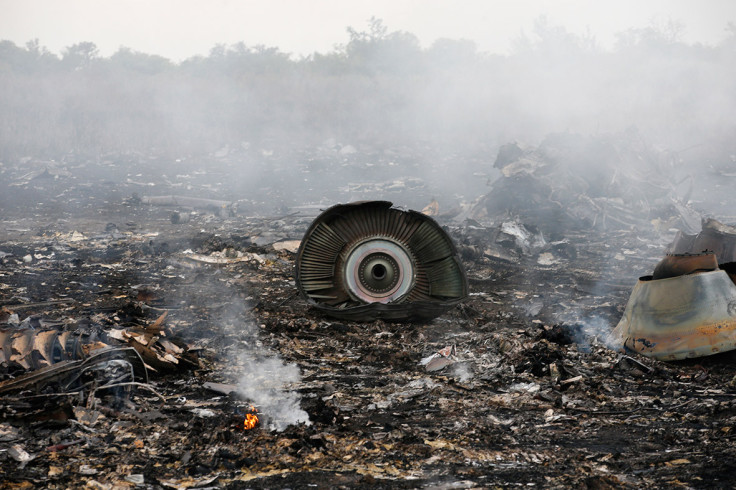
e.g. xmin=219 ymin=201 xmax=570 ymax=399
xmin=0 ymin=18 xmax=735 ymax=161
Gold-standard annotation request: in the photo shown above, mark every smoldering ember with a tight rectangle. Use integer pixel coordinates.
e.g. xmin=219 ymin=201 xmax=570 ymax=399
xmin=2 ymin=24 xmax=736 ymax=489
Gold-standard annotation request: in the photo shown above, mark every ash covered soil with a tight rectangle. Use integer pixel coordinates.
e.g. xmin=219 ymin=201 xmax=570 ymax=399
xmin=2 ymin=155 xmax=736 ymax=489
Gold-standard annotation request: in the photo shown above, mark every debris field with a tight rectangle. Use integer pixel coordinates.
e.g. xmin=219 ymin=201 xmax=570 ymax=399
xmin=3 ymin=140 xmax=736 ymax=489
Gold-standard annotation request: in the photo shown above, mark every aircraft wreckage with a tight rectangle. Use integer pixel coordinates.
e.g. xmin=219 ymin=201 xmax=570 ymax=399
xmin=611 ymin=219 xmax=736 ymax=361
xmin=295 ymin=201 xmax=468 ymax=321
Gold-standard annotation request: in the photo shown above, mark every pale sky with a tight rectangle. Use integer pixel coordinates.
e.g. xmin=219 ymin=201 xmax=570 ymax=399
xmin=1 ymin=0 xmax=735 ymax=61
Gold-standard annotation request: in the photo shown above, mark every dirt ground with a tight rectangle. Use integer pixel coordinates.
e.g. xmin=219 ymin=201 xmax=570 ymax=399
xmin=2 ymin=157 xmax=736 ymax=489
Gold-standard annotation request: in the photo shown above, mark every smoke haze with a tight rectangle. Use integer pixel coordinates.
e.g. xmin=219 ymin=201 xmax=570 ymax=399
xmin=2 ymin=13 xmax=736 ymax=354
xmin=1 ymin=17 xmax=735 ymax=215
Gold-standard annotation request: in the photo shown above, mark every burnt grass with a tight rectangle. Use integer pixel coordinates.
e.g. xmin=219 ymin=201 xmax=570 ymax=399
xmin=2 ymin=167 xmax=736 ymax=488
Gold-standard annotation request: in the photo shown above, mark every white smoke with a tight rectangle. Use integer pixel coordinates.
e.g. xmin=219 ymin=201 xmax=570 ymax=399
xmin=450 ymin=362 xmax=474 ymax=382
xmin=236 ymin=354 xmax=311 ymax=432
xmin=579 ymin=314 xmax=621 ymax=351
xmin=211 ymin=293 xmax=311 ymax=432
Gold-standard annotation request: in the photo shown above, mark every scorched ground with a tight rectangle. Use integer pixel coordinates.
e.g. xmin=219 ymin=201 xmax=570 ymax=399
xmin=1 ymin=156 xmax=736 ymax=489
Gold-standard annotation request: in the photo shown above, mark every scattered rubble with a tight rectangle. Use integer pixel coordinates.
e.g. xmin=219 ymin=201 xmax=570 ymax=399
xmin=135 ymin=194 xmax=237 ymax=218
xmin=465 ymin=131 xmax=700 ymax=234
xmin=2 ymin=142 xmax=736 ymax=487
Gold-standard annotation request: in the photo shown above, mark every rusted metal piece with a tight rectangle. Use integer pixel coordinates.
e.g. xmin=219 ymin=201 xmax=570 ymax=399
xmin=668 ymin=218 xmax=736 ymax=264
xmin=0 ymin=329 xmax=66 ymax=371
xmin=652 ymin=253 xmax=718 ymax=280
xmin=295 ymin=201 xmax=468 ymax=321
xmin=0 ymin=328 xmax=100 ymax=372
xmin=611 ymin=267 xmax=736 ymax=361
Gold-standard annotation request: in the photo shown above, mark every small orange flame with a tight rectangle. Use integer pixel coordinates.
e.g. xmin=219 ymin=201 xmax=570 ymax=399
xmin=244 ymin=406 xmax=259 ymax=430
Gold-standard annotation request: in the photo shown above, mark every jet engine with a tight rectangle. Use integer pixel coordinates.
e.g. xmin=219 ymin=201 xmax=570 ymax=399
xmin=295 ymin=201 xmax=468 ymax=321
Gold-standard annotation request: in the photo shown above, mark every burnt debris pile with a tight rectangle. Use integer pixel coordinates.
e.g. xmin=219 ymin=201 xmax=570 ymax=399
xmin=2 ymin=142 xmax=736 ymax=487
xmin=467 ymin=131 xmax=700 ymax=235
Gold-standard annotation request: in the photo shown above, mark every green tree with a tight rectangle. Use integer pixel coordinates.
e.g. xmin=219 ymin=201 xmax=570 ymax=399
xmin=109 ymin=47 xmax=171 ymax=74
xmin=61 ymin=42 xmax=99 ymax=70
xmin=343 ymin=17 xmax=422 ymax=74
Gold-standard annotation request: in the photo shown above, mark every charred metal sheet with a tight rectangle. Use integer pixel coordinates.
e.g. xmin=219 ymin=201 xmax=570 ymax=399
xmin=0 ymin=328 xmax=106 ymax=373
xmin=0 ymin=329 xmax=65 ymax=371
xmin=668 ymin=218 xmax=736 ymax=264
xmin=0 ymin=346 xmax=147 ymax=396
xmin=611 ymin=254 xmax=736 ymax=360
xmin=295 ymin=201 xmax=468 ymax=321
xmin=651 ymin=253 xmax=718 ymax=280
